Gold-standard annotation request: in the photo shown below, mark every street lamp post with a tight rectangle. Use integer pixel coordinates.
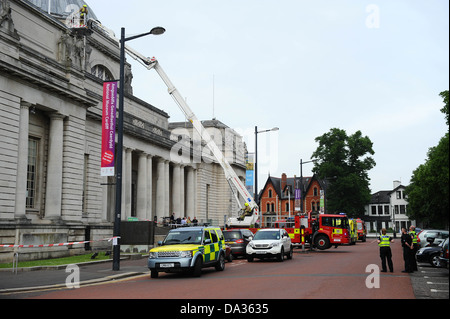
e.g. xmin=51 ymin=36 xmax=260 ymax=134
xmin=299 ymin=159 xmax=314 ymax=214
xmin=113 ymin=26 xmax=165 ymax=271
xmin=254 ymin=126 xmax=279 ymax=226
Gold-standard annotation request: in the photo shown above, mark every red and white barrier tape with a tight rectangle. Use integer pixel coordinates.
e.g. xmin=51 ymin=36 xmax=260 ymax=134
xmin=0 ymin=237 xmax=120 ymax=249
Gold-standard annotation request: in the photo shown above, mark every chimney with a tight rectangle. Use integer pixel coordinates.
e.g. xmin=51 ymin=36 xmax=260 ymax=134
xmin=393 ymin=180 xmax=401 ymax=189
xmin=281 ymin=173 xmax=287 ymax=191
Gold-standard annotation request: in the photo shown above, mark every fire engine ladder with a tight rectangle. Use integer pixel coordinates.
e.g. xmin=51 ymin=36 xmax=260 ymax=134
xmin=89 ymin=20 xmax=259 ymax=225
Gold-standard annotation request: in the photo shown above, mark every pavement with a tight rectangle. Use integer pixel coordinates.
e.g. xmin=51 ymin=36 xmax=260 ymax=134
xmin=0 ymin=255 xmax=150 ymax=295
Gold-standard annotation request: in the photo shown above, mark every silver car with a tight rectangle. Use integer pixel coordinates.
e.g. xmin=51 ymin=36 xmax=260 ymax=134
xmin=417 ymin=229 xmax=449 ymax=248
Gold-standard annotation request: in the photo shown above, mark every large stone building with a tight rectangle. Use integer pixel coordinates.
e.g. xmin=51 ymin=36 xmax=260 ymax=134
xmin=0 ymin=0 xmax=246 ymax=262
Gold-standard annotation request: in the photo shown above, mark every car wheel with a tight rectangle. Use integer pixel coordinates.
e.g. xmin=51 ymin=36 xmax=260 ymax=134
xmin=247 ymin=255 xmax=254 ymax=262
xmin=431 ymin=254 xmax=441 ymax=267
xmin=215 ymin=253 xmax=225 ymax=271
xmin=287 ymin=246 xmax=293 ymax=260
xmin=277 ymin=247 xmax=284 ymax=262
xmin=192 ymin=256 xmax=203 ymax=277
xmin=150 ymin=270 xmax=158 ymax=279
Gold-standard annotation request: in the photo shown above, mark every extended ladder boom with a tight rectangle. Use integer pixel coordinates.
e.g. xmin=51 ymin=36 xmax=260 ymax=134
xmin=147 ymin=58 xmax=258 ymax=212
xmin=89 ymin=20 xmax=259 ymax=223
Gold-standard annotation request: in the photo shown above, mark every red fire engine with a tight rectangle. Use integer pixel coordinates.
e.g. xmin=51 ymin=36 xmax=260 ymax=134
xmin=226 ymin=211 xmax=351 ymax=250
xmin=271 ymin=212 xmax=351 ymax=250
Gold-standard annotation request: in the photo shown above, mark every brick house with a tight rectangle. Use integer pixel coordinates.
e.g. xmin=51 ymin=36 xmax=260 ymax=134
xmin=259 ymin=173 xmax=325 ymax=227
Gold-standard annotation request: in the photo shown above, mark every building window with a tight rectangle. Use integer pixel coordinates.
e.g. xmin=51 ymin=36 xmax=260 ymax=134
xmin=313 ymin=187 xmax=318 ymax=196
xmin=266 ymin=216 xmax=275 ymax=227
xmin=371 ymin=206 xmax=377 ymax=215
xmin=400 ymin=205 xmax=406 ymax=214
xmin=378 ymin=205 xmax=383 ymax=215
xmin=396 ymin=191 xmax=403 ymax=199
xmin=268 ymin=189 xmax=272 ymax=198
xmin=266 ymin=203 xmax=270 ymax=212
xmin=91 ymin=65 xmax=113 ymax=81
xmin=384 ymin=205 xmax=390 ymax=215
xmin=26 ymin=137 xmax=39 ymax=209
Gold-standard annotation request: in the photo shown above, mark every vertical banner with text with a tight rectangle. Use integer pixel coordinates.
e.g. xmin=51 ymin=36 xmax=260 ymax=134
xmin=101 ymin=81 xmax=118 ymax=176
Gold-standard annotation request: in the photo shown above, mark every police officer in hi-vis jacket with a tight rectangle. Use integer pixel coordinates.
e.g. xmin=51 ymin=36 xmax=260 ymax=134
xmin=378 ymin=228 xmax=394 ymax=272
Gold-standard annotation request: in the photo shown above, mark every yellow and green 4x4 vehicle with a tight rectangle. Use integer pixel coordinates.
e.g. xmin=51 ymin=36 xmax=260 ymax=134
xmin=148 ymin=226 xmax=226 ymax=278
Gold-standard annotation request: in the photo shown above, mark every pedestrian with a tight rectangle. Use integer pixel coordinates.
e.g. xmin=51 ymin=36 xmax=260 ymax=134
xmin=181 ymin=217 xmax=187 ymax=226
xmin=377 ymin=228 xmax=394 ymax=272
xmin=401 ymin=227 xmax=413 ymax=273
xmin=192 ymin=216 xmax=198 ymax=226
xmin=409 ymin=225 xmax=419 ymax=271
xmin=170 ymin=213 xmax=175 ymax=226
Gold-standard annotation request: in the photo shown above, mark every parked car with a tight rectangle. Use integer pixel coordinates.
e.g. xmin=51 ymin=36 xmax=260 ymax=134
xmin=438 ymin=237 xmax=449 ymax=268
xmin=416 ymin=239 xmax=447 ymax=267
xmin=223 ymin=229 xmax=254 ymax=258
xmin=246 ymin=228 xmax=293 ymax=262
xmin=417 ymin=229 xmax=449 ymax=248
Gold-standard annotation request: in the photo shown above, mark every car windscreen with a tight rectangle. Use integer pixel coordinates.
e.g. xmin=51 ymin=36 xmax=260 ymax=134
xmin=254 ymin=231 xmax=280 ymax=240
xmin=164 ymin=230 xmax=203 ymax=245
xmin=224 ymin=231 xmax=242 ymax=240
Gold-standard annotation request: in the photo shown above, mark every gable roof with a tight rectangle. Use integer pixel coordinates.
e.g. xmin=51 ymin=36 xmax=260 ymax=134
xmin=369 ymin=191 xmax=391 ymax=204
xmin=260 ymin=174 xmax=324 ymax=201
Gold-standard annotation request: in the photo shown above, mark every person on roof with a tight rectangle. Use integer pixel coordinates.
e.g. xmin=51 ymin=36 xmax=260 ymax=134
xmin=79 ymin=5 xmax=88 ymax=25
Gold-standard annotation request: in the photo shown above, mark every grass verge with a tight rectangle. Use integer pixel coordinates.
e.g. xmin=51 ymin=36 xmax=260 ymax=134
xmin=0 ymin=252 xmax=110 ymax=269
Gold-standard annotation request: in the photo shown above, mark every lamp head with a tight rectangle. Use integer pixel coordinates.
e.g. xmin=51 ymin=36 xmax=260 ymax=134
xmin=150 ymin=27 xmax=166 ymax=35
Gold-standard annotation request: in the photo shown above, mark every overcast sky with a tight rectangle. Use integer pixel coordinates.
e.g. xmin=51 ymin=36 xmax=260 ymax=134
xmin=87 ymin=0 xmax=449 ymax=193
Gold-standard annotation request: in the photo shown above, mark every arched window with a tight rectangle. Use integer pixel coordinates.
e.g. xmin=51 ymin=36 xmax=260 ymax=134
xmin=91 ymin=64 xmax=114 ymax=81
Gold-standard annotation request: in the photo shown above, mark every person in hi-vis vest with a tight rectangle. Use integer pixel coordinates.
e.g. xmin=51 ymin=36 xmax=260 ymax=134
xmin=377 ymin=228 xmax=394 ymax=273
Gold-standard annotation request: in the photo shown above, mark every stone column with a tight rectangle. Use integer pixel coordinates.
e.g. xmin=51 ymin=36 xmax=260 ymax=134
xmin=45 ymin=113 xmax=65 ymax=220
xmin=14 ymin=102 xmax=30 ymax=219
xmin=180 ymin=165 xmax=185 ymax=217
xmin=136 ymin=152 xmax=147 ymax=220
xmin=155 ymin=158 xmax=165 ymax=223
xmin=172 ymin=163 xmax=181 ymax=217
xmin=164 ymin=160 xmax=170 ymax=218
xmin=122 ymin=148 xmax=132 ymax=220
xmin=146 ymin=155 xmax=153 ymax=220
xmin=186 ymin=166 xmax=195 ymax=218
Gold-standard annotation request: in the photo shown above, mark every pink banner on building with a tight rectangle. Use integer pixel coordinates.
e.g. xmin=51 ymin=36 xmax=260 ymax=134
xmin=101 ymin=81 xmax=118 ymax=176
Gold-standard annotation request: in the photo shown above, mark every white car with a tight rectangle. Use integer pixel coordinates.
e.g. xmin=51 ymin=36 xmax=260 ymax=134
xmin=246 ymin=228 xmax=293 ymax=262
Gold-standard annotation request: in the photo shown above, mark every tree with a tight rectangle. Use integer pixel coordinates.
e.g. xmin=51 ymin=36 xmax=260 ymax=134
xmin=439 ymin=90 xmax=449 ymax=126
xmin=311 ymin=128 xmax=376 ymax=218
xmin=405 ymin=91 xmax=449 ymax=228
